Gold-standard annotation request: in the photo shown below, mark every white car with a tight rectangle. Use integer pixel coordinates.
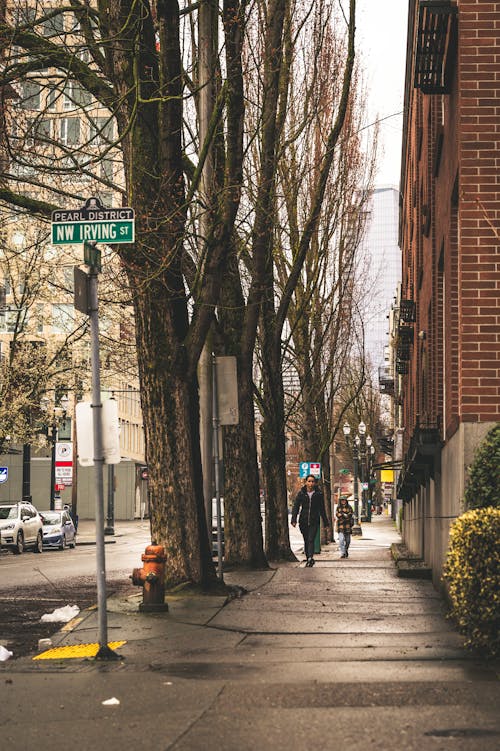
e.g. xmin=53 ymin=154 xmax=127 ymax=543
xmin=0 ymin=502 xmax=43 ymax=554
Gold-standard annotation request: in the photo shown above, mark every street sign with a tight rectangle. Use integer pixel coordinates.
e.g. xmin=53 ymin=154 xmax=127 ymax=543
xmin=216 ymin=356 xmax=239 ymax=425
xmin=75 ymin=400 xmax=121 ymax=466
xmin=299 ymin=461 xmax=322 ymax=478
xmin=55 ymin=442 xmax=73 ymax=486
xmin=51 ymin=197 xmax=135 ymax=245
xmin=0 ymin=467 xmax=8 ymax=484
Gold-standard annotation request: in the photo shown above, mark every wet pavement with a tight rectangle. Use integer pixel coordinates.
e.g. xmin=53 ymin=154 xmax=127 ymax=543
xmin=1 ymin=516 xmax=499 ymax=750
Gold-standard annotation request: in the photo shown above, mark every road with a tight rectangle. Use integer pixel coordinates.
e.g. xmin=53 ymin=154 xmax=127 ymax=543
xmin=0 ymin=520 xmax=150 ymax=590
xmin=0 ymin=520 xmax=150 ymax=657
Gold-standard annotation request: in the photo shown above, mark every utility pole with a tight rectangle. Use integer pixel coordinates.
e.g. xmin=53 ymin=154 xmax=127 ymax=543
xmin=198 ymin=0 xmax=218 ymax=536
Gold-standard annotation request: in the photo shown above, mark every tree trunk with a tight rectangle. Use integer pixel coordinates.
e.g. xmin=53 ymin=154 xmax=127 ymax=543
xmin=219 ymin=252 xmax=267 ymax=568
xmin=131 ymin=277 xmax=217 ymax=588
xmin=261 ymin=394 xmax=294 ymax=561
xmin=260 ymin=298 xmax=295 ymax=562
xmin=223 ymin=362 xmax=267 ymax=568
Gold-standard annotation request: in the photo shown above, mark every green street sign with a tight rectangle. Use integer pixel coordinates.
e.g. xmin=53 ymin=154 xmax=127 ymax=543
xmin=51 ymin=197 xmax=135 ymax=245
xmin=52 ymin=219 xmax=134 ymax=245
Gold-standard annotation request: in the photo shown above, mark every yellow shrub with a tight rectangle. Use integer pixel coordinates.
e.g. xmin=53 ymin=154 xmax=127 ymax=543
xmin=443 ymin=508 xmax=500 ymax=656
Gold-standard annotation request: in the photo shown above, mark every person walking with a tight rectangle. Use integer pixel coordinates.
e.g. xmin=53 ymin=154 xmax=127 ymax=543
xmin=336 ymin=495 xmax=354 ymax=559
xmin=291 ymin=475 xmax=329 ymax=567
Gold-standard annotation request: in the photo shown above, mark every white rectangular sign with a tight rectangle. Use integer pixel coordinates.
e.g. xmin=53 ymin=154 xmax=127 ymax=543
xmin=75 ymin=399 xmax=121 ymax=466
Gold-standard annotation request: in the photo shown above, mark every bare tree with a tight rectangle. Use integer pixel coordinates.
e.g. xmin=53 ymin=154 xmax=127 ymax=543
xmin=254 ymin=0 xmax=357 ymax=560
xmin=278 ymin=52 xmax=377 ymax=538
xmin=0 ymin=1 xmax=250 ymax=587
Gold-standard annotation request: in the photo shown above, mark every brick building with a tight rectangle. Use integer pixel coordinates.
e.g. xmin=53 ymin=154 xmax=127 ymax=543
xmin=397 ymin=0 xmax=500 ymax=583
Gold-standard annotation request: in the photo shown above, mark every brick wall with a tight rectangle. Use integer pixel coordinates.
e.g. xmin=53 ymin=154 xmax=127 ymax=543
xmin=400 ymin=0 xmax=500 ymax=455
xmin=459 ymin=1 xmax=500 ymax=422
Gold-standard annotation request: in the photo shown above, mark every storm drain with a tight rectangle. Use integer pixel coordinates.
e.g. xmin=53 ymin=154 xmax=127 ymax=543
xmin=33 ymin=641 xmax=126 ymax=660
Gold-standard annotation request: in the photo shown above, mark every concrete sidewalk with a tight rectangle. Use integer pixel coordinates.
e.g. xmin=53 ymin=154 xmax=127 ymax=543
xmin=74 ymin=518 xmax=150 ymax=545
xmin=2 ymin=516 xmax=499 ymax=751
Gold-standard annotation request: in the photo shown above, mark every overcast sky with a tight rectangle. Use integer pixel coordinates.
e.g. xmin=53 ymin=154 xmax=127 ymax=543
xmin=356 ymin=0 xmax=409 ymax=187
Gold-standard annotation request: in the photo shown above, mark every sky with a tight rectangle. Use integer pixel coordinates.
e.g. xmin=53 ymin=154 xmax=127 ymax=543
xmin=356 ymin=0 xmax=409 ymax=187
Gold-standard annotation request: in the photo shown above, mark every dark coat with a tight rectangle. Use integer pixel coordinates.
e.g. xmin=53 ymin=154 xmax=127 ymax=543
xmin=292 ymin=486 xmax=329 ymax=528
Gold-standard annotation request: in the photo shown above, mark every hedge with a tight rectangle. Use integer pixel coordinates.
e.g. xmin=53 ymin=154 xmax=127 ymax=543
xmin=443 ymin=508 xmax=500 ymax=657
xmin=464 ymin=424 xmax=500 ymax=510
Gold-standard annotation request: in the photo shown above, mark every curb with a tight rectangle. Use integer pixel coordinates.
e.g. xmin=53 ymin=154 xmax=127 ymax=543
xmin=390 ymin=542 xmax=432 ymax=579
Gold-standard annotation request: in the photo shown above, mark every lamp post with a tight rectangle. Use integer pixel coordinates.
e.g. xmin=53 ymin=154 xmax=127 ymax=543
xmin=364 ymin=436 xmax=374 ymax=521
xmin=357 ymin=421 xmax=367 ymax=521
xmin=368 ymin=443 xmax=375 ymax=518
xmin=342 ymin=421 xmax=362 ymax=536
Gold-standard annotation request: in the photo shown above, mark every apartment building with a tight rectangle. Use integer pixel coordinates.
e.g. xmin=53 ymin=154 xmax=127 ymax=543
xmin=397 ymin=0 xmax=500 ymax=583
xmin=0 ymin=2 xmax=146 ymax=517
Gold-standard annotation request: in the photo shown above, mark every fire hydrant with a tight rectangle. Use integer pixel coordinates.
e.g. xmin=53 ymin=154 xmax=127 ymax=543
xmin=131 ymin=543 xmax=169 ymax=612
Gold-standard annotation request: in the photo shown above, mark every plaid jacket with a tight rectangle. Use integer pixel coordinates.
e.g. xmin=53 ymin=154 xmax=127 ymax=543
xmin=336 ymin=502 xmax=354 ymax=533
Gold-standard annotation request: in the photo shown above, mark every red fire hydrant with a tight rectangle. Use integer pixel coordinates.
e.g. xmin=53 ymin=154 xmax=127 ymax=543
xmin=131 ymin=543 xmax=169 ymax=612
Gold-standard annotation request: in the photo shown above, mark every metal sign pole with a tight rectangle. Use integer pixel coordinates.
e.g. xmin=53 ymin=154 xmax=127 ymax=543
xmin=212 ymin=353 xmax=223 ymax=581
xmin=87 ymin=245 xmax=118 ymax=661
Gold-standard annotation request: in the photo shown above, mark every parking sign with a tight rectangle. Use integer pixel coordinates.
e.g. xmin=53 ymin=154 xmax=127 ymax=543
xmin=299 ymin=462 xmax=322 ymax=478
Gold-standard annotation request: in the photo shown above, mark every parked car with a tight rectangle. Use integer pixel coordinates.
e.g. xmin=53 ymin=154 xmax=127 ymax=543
xmin=0 ymin=501 xmax=43 ymax=554
xmin=39 ymin=509 xmax=77 ymax=550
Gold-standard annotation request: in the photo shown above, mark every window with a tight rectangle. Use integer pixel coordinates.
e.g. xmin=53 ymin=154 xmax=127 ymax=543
xmin=69 ymin=13 xmax=81 ymax=33
xmin=0 ymin=307 xmax=24 ymax=333
xmin=60 ymin=117 xmax=81 ymax=146
xmin=64 ymin=81 xmax=91 ymax=110
xmin=78 ymin=47 xmax=91 ymax=63
xmin=101 ymin=158 xmax=114 ymax=181
xmin=51 ymin=304 xmax=73 ymax=334
xmin=62 ymin=266 xmax=74 ymax=292
xmin=36 ymin=304 xmax=44 ymax=334
xmin=89 ymin=117 xmax=114 ymax=145
xmin=26 ymin=118 xmax=52 ymax=147
xmin=42 ymin=10 xmax=64 ymax=37
xmin=47 ymin=88 xmax=60 ymax=112
xmin=99 ymin=192 xmax=113 ymax=208
xmin=14 ymin=6 xmax=36 ymax=25
xmin=20 ymin=81 xmax=41 ymax=110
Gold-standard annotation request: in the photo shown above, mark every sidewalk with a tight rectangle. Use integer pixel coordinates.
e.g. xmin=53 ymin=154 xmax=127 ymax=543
xmin=74 ymin=518 xmax=149 ymax=545
xmin=2 ymin=516 xmax=499 ymax=750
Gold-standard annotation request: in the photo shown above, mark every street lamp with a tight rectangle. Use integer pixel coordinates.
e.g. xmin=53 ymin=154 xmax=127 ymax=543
xmin=368 ymin=444 xmax=376 ymax=516
xmin=342 ymin=421 xmax=362 ymax=535
xmin=355 ymin=425 xmax=374 ymax=522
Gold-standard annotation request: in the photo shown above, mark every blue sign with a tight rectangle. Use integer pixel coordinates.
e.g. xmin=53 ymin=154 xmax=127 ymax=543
xmin=299 ymin=462 xmax=321 ymax=478
xmin=0 ymin=467 xmax=8 ymax=484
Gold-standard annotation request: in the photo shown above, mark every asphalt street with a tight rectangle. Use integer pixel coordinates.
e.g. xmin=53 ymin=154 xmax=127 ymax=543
xmin=1 ymin=516 xmax=499 ymax=751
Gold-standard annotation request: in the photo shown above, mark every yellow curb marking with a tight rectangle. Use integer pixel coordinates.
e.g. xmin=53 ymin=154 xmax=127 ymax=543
xmin=33 ymin=641 xmax=126 ymax=660
xmin=61 ymin=616 xmax=84 ymax=632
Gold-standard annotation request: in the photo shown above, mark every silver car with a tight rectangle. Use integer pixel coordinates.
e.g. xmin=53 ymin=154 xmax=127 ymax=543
xmin=0 ymin=502 xmax=43 ymax=554
xmin=39 ymin=509 xmax=77 ymax=550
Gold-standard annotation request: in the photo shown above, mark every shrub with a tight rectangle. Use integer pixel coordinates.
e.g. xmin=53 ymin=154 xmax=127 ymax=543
xmin=443 ymin=507 xmax=500 ymax=656
xmin=464 ymin=424 xmax=500 ymax=510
